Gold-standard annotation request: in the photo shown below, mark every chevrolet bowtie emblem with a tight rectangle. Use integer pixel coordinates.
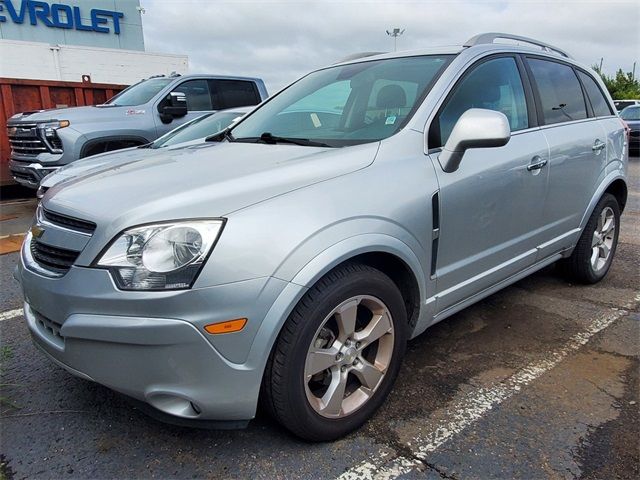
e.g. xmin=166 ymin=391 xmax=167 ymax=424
xmin=31 ymin=225 xmax=45 ymax=238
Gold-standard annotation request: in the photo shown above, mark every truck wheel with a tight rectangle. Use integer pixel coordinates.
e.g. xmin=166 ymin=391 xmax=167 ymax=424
xmin=559 ymin=193 xmax=620 ymax=284
xmin=263 ymin=263 xmax=407 ymax=441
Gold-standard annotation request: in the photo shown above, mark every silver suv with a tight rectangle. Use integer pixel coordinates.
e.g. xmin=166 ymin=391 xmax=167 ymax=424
xmin=16 ymin=33 xmax=629 ymax=441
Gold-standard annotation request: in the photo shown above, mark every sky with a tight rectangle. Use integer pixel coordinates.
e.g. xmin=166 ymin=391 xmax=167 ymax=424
xmin=140 ymin=0 xmax=640 ymax=93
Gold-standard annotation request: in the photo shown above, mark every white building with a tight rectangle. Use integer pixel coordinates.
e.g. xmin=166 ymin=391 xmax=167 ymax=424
xmin=0 ymin=0 xmax=188 ymax=84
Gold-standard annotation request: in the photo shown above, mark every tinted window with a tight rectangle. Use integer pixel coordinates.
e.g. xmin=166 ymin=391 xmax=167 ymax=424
xmin=212 ymin=80 xmax=261 ymax=109
xmin=615 ymin=100 xmax=636 ymax=111
xmin=432 ymin=57 xmax=528 ymax=147
xmin=528 ymin=59 xmax=587 ymax=125
xmin=578 ymin=71 xmax=612 ymax=117
xmin=173 ymin=79 xmax=213 ymax=111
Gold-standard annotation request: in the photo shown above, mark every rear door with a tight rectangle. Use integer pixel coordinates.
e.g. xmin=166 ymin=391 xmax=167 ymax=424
xmin=428 ymin=55 xmax=550 ymax=312
xmin=525 ymin=57 xmax=610 ymax=258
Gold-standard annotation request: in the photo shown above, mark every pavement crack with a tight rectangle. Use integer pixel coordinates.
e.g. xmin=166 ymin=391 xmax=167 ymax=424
xmin=585 ymin=379 xmax=621 ymax=403
xmin=422 ymin=459 xmax=459 ymax=480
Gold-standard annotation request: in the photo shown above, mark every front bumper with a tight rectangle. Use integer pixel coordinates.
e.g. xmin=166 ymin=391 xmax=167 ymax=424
xmin=9 ymin=160 xmax=60 ymax=189
xmin=17 ymin=251 xmax=293 ymax=422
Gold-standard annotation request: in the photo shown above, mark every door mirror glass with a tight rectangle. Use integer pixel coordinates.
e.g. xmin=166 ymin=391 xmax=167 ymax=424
xmin=439 ymin=108 xmax=511 ymax=173
xmin=159 ymin=92 xmax=188 ymax=123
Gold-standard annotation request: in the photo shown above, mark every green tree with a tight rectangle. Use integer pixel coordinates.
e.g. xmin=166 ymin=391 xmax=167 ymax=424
xmin=593 ymin=66 xmax=640 ymax=99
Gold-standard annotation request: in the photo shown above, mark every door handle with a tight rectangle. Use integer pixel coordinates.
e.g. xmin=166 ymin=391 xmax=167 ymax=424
xmin=592 ymin=140 xmax=606 ymax=152
xmin=527 ymin=158 xmax=548 ymax=171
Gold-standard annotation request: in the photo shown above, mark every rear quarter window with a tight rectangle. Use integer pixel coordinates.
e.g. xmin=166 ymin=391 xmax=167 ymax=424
xmin=577 ymin=71 xmax=613 ymax=117
xmin=528 ymin=58 xmax=587 ymax=125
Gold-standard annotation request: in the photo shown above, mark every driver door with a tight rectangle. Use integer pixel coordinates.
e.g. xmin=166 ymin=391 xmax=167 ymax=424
xmin=154 ymin=79 xmax=215 ymax=136
xmin=428 ymin=55 xmax=550 ymax=313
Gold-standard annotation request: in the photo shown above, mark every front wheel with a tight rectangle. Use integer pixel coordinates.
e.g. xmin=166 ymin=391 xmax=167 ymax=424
xmin=559 ymin=193 xmax=620 ymax=284
xmin=262 ymin=263 xmax=408 ymax=441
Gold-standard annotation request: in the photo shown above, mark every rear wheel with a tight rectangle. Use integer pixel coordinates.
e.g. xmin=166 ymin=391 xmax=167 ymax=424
xmin=559 ymin=193 xmax=620 ymax=284
xmin=263 ymin=263 xmax=407 ymax=441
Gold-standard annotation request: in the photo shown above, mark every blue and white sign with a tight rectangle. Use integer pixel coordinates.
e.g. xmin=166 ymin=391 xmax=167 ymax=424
xmin=0 ymin=0 xmax=124 ymax=34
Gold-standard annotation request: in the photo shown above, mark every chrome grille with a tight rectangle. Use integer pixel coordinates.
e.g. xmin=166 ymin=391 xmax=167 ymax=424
xmin=7 ymin=123 xmax=47 ymax=155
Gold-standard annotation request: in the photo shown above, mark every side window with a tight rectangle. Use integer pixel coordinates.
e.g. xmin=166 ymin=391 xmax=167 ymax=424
xmin=577 ymin=71 xmax=613 ymax=117
xmin=211 ymin=80 xmax=261 ymax=109
xmin=173 ymin=79 xmax=213 ymax=111
xmin=431 ymin=57 xmax=529 ymax=148
xmin=527 ymin=58 xmax=587 ymax=125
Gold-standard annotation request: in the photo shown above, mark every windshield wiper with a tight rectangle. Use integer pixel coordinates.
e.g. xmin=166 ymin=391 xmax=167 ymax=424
xmin=233 ymin=132 xmax=332 ymax=147
xmin=205 ymin=128 xmax=235 ymax=143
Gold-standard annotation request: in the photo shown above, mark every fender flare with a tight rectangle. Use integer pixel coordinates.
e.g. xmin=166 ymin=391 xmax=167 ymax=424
xmin=243 ymin=233 xmax=428 ymax=375
xmin=578 ymin=169 xmax=627 ymax=232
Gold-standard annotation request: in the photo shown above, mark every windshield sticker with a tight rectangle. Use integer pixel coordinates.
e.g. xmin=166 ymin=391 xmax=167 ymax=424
xmin=126 ymin=109 xmax=145 ymax=116
xmin=385 ymin=116 xmax=396 ymax=125
xmin=310 ymin=113 xmax=322 ymax=128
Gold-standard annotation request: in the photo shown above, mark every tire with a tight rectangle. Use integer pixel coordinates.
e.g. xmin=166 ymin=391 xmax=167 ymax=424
xmin=559 ymin=193 xmax=620 ymax=284
xmin=262 ymin=263 xmax=408 ymax=441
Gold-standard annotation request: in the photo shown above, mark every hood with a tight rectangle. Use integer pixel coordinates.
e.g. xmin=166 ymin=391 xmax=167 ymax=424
xmin=40 ymin=140 xmax=198 ymax=189
xmin=8 ymin=105 xmax=145 ymax=126
xmin=43 ymin=141 xmax=379 ymax=235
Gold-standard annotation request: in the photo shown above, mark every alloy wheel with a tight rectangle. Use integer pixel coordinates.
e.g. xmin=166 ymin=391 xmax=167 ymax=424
xmin=304 ymin=295 xmax=395 ymax=418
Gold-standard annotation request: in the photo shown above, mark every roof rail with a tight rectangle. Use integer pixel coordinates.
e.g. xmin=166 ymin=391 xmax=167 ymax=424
xmin=464 ymin=32 xmax=572 ymax=59
xmin=334 ymin=52 xmax=386 ymax=64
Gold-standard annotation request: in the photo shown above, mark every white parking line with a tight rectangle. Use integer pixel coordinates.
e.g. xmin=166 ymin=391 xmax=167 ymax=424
xmin=0 ymin=308 xmax=23 ymax=322
xmin=337 ymin=299 xmax=638 ymax=480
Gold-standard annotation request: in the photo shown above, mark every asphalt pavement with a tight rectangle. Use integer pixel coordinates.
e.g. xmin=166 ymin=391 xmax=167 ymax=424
xmin=0 ymin=158 xmax=638 ymax=480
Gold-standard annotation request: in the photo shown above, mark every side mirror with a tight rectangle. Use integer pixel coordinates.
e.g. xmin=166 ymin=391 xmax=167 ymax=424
xmin=159 ymin=92 xmax=188 ymax=123
xmin=438 ymin=108 xmax=511 ymax=173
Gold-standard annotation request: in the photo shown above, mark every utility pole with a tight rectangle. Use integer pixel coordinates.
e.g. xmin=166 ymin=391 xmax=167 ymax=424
xmin=632 ymin=61 xmax=636 ymax=81
xmin=599 ymin=57 xmax=604 ymax=72
xmin=386 ymin=28 xmax=405 ymax=52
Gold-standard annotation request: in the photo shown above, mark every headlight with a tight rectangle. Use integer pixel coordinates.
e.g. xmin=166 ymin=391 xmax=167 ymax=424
xmin=38 ymin=120 xmax=70 ymax=137
xmin=95 ymin=220 xmax=224 ymax=290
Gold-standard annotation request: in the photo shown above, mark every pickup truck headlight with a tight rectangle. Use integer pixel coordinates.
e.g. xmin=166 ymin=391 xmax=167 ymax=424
xmin=96 ymin=220 xmax=224 ymax=290
xmin=37 ymin=120 xmax=69 ymax=153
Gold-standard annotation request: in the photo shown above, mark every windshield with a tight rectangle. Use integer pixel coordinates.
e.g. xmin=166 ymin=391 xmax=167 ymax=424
xmin=106 ymin=78 xmax=173 ymax=106
xmin=154 ymin=111 xmax=246 ymax=148
xmin=621 ymin=106 xmax=640 ymax=121
xmin=230 ymin=55 xmax=452 ymax=147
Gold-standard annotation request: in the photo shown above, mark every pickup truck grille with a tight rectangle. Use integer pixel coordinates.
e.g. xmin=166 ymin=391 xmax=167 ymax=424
xmin=7 ymin=123 xmax=47 ymax=155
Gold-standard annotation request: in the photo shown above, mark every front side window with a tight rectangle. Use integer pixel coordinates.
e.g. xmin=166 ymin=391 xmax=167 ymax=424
xmin=106 ymin=78 xmax=173 ymax=106
xmin=229 ymin=55 xmax=452 ymax=147
xmin=528 ymin=58 xmax=587 ymax=125
xmin=173 ymin=79 xmax=213 ymax=111
xmin=430 ymin=57 xmax=529 ymax=148
xmin=577 ymin=71 xmax=613 ymax=117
